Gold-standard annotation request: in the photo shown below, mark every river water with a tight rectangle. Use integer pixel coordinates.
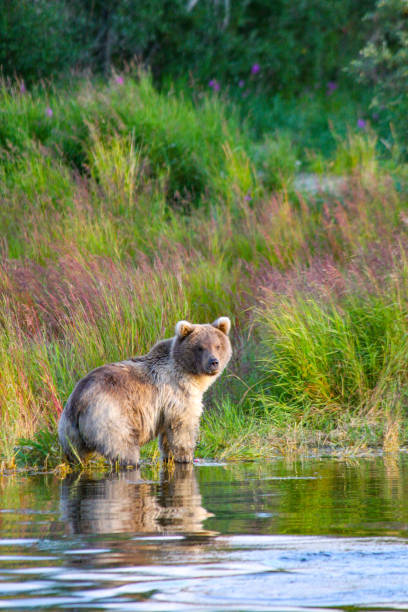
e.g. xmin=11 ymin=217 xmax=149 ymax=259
xmin=1 ymin=455 xmax=408 ymax=610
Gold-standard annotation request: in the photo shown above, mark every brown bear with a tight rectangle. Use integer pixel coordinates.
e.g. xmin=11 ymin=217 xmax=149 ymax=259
xmin=58 ymin=317 xmax=232 ymax=466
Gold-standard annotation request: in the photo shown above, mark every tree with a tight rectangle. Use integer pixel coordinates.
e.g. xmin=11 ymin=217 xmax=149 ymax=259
xmin=350 ymin=0 xmax=408 ymax=150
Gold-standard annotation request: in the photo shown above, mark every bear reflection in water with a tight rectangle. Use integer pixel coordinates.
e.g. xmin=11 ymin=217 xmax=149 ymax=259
xmin=60 ymin=464 xmax=213 ymax=536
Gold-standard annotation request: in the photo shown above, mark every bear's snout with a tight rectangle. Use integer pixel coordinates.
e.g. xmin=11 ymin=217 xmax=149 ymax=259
xmin=206 ymin=356 xmax=219 ymax=374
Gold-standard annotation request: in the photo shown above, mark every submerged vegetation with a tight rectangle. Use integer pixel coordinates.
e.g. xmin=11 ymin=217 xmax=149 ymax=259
xmin=0 ymin=69 xmax=407 ymax=470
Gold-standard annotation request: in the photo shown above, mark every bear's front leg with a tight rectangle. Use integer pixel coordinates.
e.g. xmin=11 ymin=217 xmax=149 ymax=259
xmin=165 ymin=418 xmax=199 ymax=463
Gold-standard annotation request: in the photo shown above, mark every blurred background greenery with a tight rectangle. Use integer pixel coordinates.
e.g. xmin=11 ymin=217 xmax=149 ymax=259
xmin=2 ymin=0 xmax=407 ymax=154
xmin=0 ymin=0 xmax=373 ymax=87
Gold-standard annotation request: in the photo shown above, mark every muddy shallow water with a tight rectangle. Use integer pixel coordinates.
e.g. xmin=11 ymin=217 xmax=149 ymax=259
xmin=1 ymin=455 xmax=408 ymax=610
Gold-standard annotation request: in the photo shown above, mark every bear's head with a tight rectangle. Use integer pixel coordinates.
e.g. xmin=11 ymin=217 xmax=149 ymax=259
xmin=172 ymin=317 xmax=232 ymax=383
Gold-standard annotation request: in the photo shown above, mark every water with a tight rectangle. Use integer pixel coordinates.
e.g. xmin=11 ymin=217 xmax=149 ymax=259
xmin=1 ymin=455 xmax=408 ymax=610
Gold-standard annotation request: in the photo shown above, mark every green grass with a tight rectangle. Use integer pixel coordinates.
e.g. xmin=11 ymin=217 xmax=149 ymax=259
xmin=1 ymin=72 xmax=408 ymax=470
xmin=257 ymin=285 xmax=408 ymax=422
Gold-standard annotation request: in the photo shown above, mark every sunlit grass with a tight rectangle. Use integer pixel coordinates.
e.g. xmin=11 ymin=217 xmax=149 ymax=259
xmin=1 ymin=73 xmax=408 ymax=466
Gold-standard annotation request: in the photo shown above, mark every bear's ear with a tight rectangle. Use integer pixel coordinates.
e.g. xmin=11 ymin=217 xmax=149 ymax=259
xmin=175 ymin=320 xmax=194 ymax=338
xmin=212 ymin=316 xmax=231 ymax=335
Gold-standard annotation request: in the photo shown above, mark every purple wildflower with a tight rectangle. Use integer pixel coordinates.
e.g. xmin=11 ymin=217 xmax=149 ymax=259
xmin=213 ymin=81 xmax=220 ymax=91
xmin=208 ymin=79 xmax=216 ymax=88
xmin=20 ymin=82 xmax=26 ymax=94
xmin=238 ymin=79 xmax=245 ymax=88
xmin=46 ymin=107 xmax=53 ymax=117
xmin=244 ymin=193 xmax=252 ymax=201
xmin=327 ymin=81 xmax=337 ymax=93
xmin=251 ymin=63 xmax=260 ymax=74
xmin=115 ymin=75 xmax=124 ymax=85
xmin=357 ymin=118 xmax=366 ymax=129
xmin=209 ymin=79 xmax=220 ymax=91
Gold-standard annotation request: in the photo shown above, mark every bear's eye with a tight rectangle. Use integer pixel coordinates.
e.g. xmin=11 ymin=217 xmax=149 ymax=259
xmin=215 ymin=344 xmax=221 ymax=350
xmin=197 ymin=346 xmax=204 ymax=352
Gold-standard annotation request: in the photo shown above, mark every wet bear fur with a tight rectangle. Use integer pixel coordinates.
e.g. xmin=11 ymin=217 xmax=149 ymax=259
xmin=58 ymin=317 xmax=232 ymax=466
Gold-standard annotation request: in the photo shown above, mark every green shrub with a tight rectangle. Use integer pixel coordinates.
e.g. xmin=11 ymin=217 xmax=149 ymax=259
xmin=251 ymin=131 xmax=299 ymax=190
xmin=0 ymin=0 xmax=375 ymax=94
xmin=0 ymin=0 xmax=77 ymax=84
xmin=327 ymin=127 xmax=378 ymax=175
xmin=350 ymin=0 xmax=408 ymax=154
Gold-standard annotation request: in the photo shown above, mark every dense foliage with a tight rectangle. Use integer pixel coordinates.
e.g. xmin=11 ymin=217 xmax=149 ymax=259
xmin=1 ymin=0 xmax=374 ymax=91
xmin=350 ymin=0 xmax=408 ymax=151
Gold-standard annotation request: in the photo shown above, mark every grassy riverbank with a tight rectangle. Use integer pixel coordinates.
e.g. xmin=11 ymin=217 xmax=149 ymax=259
xmin=1 ymin=73 xmax=408 ymax=470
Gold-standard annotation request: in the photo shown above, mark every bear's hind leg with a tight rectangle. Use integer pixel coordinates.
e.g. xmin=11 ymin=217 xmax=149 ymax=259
xmin=79 ymin=409 xmax=140 ymax=468
xmin=58 ymin=410 xmax=89 ymax=464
